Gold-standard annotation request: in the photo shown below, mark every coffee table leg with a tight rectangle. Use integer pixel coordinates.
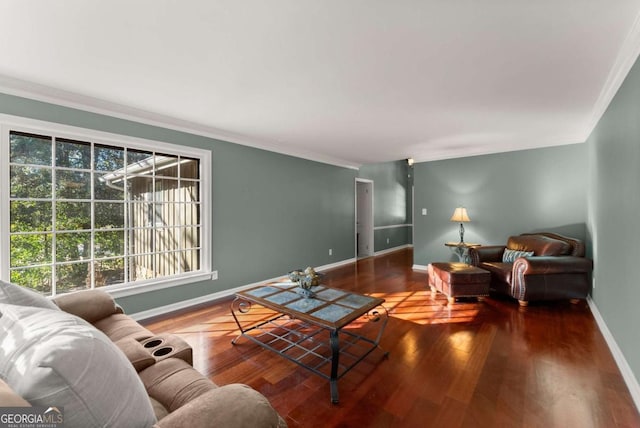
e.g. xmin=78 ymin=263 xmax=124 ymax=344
xmin=330 ymin=329 xmax=340 ymax=404
xmin=230 ymin=297 xmax=251 ymax=344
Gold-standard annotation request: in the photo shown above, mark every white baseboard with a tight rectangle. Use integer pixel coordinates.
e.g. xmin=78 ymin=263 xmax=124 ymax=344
xmin=374 ymin=244 xmax=412 ymax=257
xmin=316 ymin=257 xmax=357 ymax=272
xmin=129 ymin=257 xmax=357 ymax=321
xmin=412 ymin=264 xmax=428 ymax=271
xmin=587 ymin=296 xmax=640 ymax=411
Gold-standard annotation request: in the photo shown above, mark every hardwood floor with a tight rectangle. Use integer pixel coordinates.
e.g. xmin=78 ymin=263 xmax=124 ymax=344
xmin=142 ymin=249 xmax=640 ymax=427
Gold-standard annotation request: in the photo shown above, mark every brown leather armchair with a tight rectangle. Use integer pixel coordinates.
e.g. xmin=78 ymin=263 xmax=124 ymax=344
xmin=468 ymin=232 xmax=593 ymax=306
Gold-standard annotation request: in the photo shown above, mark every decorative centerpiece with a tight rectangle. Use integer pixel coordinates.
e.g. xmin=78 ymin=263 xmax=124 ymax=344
xmin=288 ymin=267 xmax=321 ymax=298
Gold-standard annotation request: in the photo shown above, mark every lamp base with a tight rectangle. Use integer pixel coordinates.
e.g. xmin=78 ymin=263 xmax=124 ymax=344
xmin=459 ymin=223 xmax=465 ymax=243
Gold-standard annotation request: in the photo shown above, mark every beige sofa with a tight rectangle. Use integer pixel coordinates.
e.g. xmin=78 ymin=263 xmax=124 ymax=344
xmin=0 ymin=282 xmax=286 ymax=428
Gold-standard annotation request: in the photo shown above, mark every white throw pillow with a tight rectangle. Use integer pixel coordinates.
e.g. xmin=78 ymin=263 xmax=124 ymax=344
xmin=0 ymin=280 xmax=58 ymax=310
xmin=0 ymin=303 xmax=156 ymax=428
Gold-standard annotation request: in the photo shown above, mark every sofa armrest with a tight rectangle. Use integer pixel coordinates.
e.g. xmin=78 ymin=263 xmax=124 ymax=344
xmin=513 ymin=256 xmax=593 ymax=276
xmin=53 ymin=289 xmax=123 ymax=324
xmin=114 ymin=337 xmax=156 ymax=372
xmin=469 ymin=245 xmax=505 ymax=265
xmin=511 ymin=256 xmax=593 ymax=302
xmin=155 ymin=384 xmax=287 ymax=428
xmin=0 ymin=379 xmax=31 ymax=407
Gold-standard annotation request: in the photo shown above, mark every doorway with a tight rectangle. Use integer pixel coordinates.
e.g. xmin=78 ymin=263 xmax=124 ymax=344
xmin=355 ymin=179 xmax=374 ymax=258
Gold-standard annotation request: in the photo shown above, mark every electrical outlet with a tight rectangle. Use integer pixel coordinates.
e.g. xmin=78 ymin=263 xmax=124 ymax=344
xmin=422 ymin=208 xmax=427 ymax=215
xmin=329 ymin=248 xmax=332 ymax=256
xmin=211 ymin=270 xmax=218 ymax=280
xmin=386 ymin=238 xmax=390 ymax=244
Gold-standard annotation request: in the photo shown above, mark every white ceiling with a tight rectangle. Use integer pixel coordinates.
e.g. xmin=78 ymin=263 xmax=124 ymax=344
xmin=1 ymin=1 xmax=640 ymax=168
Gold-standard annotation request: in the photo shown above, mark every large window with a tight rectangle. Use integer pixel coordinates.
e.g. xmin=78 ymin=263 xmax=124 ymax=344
xmin=2 ymin=119 xmax=211 ymax=297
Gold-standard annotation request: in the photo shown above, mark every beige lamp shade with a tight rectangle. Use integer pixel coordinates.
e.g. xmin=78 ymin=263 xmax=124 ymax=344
xmin=450 ymin=207 xmax=470 ymax=222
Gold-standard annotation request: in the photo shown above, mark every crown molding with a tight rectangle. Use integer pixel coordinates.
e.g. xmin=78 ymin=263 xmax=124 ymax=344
xmin=585 ymin=9 xmax=640 ymax=139
xmin=0 ymin=74 xmax=361 ymax=170
xmin=412 ymin=138 xmax=585 ymax=164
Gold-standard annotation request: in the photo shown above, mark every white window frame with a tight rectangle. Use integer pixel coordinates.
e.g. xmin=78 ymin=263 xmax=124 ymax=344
xmin=0 ymin=114 xmax=213 ymax=298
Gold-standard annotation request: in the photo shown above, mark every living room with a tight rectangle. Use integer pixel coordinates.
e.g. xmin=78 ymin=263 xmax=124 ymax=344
xmin=1 ymin=2 xmax=640 ymax=427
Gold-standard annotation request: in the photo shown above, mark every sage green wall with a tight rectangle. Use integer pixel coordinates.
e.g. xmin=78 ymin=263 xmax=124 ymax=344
xmin=413 ymin=144 xmax=588 ymax=265
xmin=587 ymin=54 xmax=640 ymax=385
xmin=358 ymin=160 xmax=413 ymax=251
xmin=0 ymin=93 xmax=357 ymax=314
xmin=373 ymin=226 xmax=410 ymax=251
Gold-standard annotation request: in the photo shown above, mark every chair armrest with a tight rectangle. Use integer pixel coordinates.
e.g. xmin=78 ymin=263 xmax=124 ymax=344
xmin=155 ymin=384 xmax=286 ymax=428
xmin=469 ymin=245 xmax=505 ymax=265
xmin=53 ymin=289 xmax=123 ymax=324
xmin=513 ymin=256 xmax=593 ymax=276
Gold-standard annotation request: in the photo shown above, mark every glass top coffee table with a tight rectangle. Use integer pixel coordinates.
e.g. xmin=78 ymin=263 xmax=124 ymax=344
xmin=230 ymin=281 xmax=389 ymax=403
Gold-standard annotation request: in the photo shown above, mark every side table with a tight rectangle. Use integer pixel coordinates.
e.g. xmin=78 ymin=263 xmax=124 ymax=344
xmin=445 ymin=242 xmax=480 ymax=264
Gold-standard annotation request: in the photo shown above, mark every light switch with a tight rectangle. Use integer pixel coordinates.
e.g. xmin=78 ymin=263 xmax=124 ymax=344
xmin=421 ymin=208 xmax=427 ymax=215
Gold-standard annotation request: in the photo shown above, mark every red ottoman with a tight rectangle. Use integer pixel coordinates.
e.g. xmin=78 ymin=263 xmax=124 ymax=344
xmin=427 ymin=262 xmax=491 ymax=304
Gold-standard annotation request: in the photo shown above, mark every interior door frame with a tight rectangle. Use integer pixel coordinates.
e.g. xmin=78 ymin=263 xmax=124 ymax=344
xmin=355 ymin=178 xmax=374 ymax=259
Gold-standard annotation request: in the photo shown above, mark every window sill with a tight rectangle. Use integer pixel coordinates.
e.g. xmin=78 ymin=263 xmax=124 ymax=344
xmin=103 ymin=271 xmax=215 ymax=299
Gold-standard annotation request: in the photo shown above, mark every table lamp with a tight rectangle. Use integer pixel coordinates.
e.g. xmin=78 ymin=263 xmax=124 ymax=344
xmin=450 ymin=207 xmax=470 ymax=243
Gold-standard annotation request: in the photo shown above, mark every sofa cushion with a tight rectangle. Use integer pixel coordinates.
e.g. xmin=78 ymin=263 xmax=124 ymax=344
xmin=155 ymin=384 xmax=287 ymax=428
xmin=139 ymin=358 xmax=216 ymax=413
xmin=0 ymin=303 xmax=156 ymax=428
xmin=507 ymin=235 xmax=571 ymax=256
xmin=150 ymin=396 xmax=170 ymax=421
xmin=479 ymin=262 xmax=513 ymax=284
xmin=0 ymin=280 xmax=58 ymax=310
xmin=502 ymin=249 xmax=534 ymax=262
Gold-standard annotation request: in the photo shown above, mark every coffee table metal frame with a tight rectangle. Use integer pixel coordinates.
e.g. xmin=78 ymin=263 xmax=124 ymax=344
xmin=230 ymin=283 xmax=389 ymax=403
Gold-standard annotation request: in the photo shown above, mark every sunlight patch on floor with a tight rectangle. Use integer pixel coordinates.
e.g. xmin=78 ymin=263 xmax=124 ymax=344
xmin=370 ymin=290 xmax=480 ymax=325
